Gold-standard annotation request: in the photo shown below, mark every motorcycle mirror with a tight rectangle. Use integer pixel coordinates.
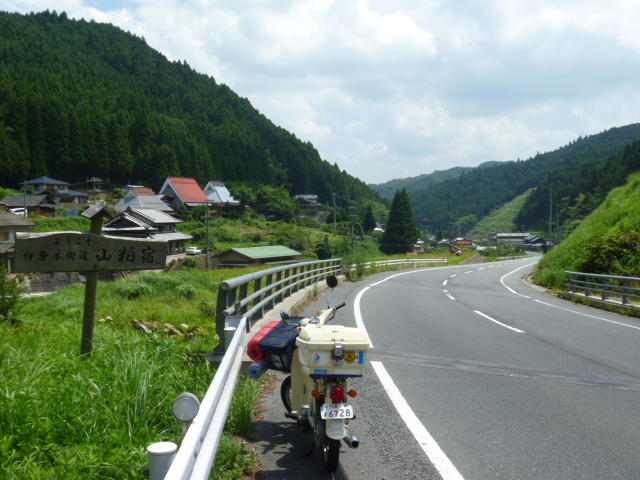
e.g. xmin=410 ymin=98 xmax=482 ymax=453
xmin=280 ymin=310 xmax=291 ymax=323
xmin=326 ymin=275 xmax=338 ymax=289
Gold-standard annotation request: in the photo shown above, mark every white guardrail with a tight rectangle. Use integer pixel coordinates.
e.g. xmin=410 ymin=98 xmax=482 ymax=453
xmin=148 ymin=315 xmax=248 ymax=480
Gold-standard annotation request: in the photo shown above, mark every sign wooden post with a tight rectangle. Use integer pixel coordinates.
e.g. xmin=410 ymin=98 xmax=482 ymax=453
xmin=14 ymin=206 xmax=168 ymax=356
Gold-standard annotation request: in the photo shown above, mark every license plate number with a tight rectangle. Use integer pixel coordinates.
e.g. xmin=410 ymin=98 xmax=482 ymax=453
xmin=321 ymin=403 xmax=354 ymax=419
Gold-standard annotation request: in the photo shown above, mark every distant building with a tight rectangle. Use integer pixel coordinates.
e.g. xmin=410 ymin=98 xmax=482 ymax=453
xmin=204 ymin=181 xmax=240 ymax=207
xmin=0 ymin=195 xmax=57 ymax=217
xmin=0 ymin=212 xmax=36 ymax=271
xmin=115 ymin=186 xmax=174 ymax=214
xmin=524 ymin=234 xmax=548 ymax=249
xmin=102 ymin=207 xmax=192 ymax=254
xmin=295 ymin=194 xmax=320 ymax=208
xmin=20 ymin=176 xmax=89 ymax=206
xmin=214 ymin=245 xmax=302 ymax=268
xmin=493 ymin=232 xmax=530 ymax=246
xmin=158 ymin=177 xmax=209 ymax=209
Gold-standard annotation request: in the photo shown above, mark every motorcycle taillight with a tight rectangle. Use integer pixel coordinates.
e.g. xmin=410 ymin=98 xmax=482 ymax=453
xmin=330 ymin=386 xmax=344 ymax=403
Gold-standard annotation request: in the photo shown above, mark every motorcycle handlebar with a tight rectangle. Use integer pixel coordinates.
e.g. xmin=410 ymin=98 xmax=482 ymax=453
xmin=332 ymin=302 xmax=346 ymax=311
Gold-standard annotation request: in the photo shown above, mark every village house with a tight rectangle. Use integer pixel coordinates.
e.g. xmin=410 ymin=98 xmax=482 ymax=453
xmin=20 ymin=176 xmax=89 ymax=206
xmin=214 ymin=245 xmax=302 ymax=268
xmin=492 ymin=232 xmax=530 ymax=246
xmin=158 ymin=177 xmax=209 ymax=209
xmin=0 ymin=195 xmax=57 ymax=217
xmin=101 ymin=207 xmax=192 ymax=254
xmin=0 ymin=213 xmax=36 ymax=271
xmin=204 ymin=181 xmax=241 ymax=207
xmin=294 ymin=194 xmax=321 ymax=208
xmin=115 ymin=186 xmax=174 ymax=215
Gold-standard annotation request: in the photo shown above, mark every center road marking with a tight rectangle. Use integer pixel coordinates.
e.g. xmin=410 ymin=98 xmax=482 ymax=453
xmin=474 ymin=310 xmax=525 ymax=333
xmin=355 ymin=267 xmax=465 ymax=479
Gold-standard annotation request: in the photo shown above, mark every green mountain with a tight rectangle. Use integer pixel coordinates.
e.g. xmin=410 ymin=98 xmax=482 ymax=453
xmin=0 ymin=10 xmax=381 ymax=206
xmin=369 ymin=161 xmax=508 ymax=201
xmin=408 ymin=124 xmax=640 ymax=233
xmin=516 ymin=138 xmax=640 ymax=236
xmin=369 ymin=167 xmax=474 ymax=200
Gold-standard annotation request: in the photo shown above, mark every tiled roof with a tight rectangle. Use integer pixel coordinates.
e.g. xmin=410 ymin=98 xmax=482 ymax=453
xmin=131 ymin=187 xmax=156 ymax=196
xmin=0 ymin=195 xmax=54 ymax=207
xmin=0 ymin=213 xmax=36 ymax=227
xmin=221 ymin=245 xmax=301 ymax=260
xmin=21 ymin=176 xmax=69 ymax=186
xmin=128 ymin=207 xmax=180 ymax=225
xmin=116 ymin=194 xmax=173 ymax=213
xmin=167 ymin=177 xmax=208 ymax=203
xmin=205 ymin=180 xmax=240 ymax=205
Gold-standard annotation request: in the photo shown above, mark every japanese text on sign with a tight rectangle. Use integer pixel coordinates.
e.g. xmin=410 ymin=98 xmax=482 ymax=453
xmin=14 ymin=232 xmax=168 ymax=273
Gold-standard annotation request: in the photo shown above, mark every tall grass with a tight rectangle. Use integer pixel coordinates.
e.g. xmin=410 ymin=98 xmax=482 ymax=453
xmin=534 ymin=172 xmax=640 ymax=289
xmin=1 ymin=268 xmax=264 ymax=479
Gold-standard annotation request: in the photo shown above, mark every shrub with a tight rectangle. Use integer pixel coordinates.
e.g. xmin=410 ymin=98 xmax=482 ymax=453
xmin=176 ymin=284 xmax=196 ymax=299
xmin=200 ymin=299 xmax=216 ymax=317
xmin=182 ymin=257 xmax=199 ymax=269
xmin=0 ymin=266 xmax=24 ymax=323
xmin=116 ymin=278 xmax=152 ymax=299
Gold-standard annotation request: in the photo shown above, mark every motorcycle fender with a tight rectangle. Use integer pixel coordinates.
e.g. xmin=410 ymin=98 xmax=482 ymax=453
xmin=325 ymin=419 xmax=346 ymax=440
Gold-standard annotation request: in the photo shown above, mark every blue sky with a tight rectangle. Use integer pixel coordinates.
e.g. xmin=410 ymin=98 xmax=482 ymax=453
xmin=4 ymin=0 xmax=640 ymax=184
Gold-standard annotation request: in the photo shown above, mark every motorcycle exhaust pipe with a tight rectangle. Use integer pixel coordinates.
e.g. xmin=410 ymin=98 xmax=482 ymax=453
xmin=343 ymin=429 xmax=360 ymax=449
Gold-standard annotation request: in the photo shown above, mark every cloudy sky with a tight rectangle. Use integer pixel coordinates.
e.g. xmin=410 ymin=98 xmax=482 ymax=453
xmin=4 ymin=1 xmax=640 ymax=184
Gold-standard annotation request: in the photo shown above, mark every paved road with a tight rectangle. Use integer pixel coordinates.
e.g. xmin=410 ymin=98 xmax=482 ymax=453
xmin=253 ymin=256 xmax=640 ymax=479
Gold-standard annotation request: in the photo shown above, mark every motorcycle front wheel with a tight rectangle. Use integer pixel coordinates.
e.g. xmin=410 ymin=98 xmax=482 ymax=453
xmin=280 ymin=375 xmax=292 ymax=412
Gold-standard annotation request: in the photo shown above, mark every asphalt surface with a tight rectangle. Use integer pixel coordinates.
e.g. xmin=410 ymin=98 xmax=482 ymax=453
xmin=252 ymin=278 xmax=440 ymax=480
xmin=252 ymin=256 xmax=640 ymax=479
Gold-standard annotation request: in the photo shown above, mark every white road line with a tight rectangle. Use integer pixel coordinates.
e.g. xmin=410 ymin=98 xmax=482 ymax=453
xmin=500 ymin=262 xmax=537 ymax=298
xmin=371 ymin=361 xmax=466 ymax=480
xmin=354 ymin=286 xmax=374 ymax=348
xmin=534 ymin=299 xmax=640 ymax=331
xmin=450 ymin=274 xmax=458 ymax=278
xmin=446 ymin=292 xmax=456 ymax=301
xmin=474 ymin=310 xmax=525 ymax=333
xmin=443 ymin=280 xmax=448 ymax=286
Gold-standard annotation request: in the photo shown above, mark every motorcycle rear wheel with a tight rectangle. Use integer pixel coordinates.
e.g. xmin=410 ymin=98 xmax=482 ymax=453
xmin=323 ymin=437 xmax=340 ymax=473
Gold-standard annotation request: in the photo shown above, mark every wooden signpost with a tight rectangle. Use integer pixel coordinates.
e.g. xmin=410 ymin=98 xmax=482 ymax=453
xmin=14 ymin=206 xmax=168 ymax=356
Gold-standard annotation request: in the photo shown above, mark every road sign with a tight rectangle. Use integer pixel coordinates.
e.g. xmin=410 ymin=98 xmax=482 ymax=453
xmin=14 ymin=232 xmax=168 ymax=273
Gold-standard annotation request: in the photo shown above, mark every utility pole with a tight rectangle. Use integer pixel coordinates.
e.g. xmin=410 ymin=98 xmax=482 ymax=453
xmin=333 ymin=193 xmax=337 ymax=230
xmin=549 ymin=188 xmax=553 ymax=245
xmin=206 ymin=202 xmax=211 ymax=270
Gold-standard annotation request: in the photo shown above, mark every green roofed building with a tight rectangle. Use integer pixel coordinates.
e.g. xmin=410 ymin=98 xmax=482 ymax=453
xmin=214 ymin=245 xmax=302 ymax=268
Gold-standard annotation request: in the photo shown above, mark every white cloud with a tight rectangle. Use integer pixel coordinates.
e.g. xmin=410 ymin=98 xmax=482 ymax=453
xmin=5 ymin=0 xmax=640 ymax=184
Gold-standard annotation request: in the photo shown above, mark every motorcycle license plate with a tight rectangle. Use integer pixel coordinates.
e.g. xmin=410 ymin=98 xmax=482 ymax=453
xmin=321 ymin=403 xmax=354 ymax=419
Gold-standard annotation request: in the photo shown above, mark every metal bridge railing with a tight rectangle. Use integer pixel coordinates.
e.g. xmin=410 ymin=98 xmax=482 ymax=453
xmin=215 ymin=258 xmax=343 ymax=340
xmin=565 ymin=271 xmax=640 ymax=310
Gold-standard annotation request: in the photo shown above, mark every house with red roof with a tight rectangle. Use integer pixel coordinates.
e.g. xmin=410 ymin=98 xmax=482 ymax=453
xmin=158 ymin=177 xmax=209 ymax=209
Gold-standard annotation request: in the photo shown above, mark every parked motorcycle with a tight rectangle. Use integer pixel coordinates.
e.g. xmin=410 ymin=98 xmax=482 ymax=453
xmin=248 ymin=275 xmax=372 ymax=473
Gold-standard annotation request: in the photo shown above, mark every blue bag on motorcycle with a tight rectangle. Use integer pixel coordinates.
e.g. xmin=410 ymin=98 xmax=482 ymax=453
xmin=258 ymin=321 xmax=299 ymax=372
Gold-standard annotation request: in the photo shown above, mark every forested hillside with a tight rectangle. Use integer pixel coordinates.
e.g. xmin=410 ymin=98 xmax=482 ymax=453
xmin=516 ymin=139 xmax=640 ymax=236
xmin=409 ymin=124 xmax=640 ymax=233
xmin=0 ymin=10 xmax=380 ymax=206
xmin=369 ymin=166 xmax=474 ymax=200
xmin=369 ymin=161 xmax=506 ymax=200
